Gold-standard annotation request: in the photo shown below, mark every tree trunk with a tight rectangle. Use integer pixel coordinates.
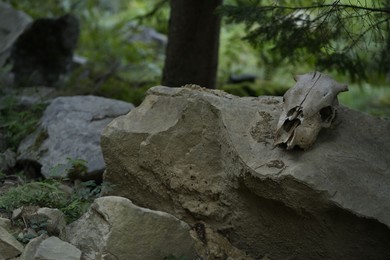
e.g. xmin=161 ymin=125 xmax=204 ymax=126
xmin=162 ymin=0 xmax=222 ymax=89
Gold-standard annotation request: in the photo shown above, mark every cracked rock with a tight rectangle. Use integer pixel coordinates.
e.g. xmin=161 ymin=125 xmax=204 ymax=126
xmin=101 ymin=85 xmax=390 ymax=259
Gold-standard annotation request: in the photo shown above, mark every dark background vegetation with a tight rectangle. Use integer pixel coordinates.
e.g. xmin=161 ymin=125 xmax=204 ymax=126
xmin=1 ymin=0 xmax=390 ymax=116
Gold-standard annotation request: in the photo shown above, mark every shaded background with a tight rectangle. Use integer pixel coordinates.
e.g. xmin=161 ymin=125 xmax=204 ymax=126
xmin=0 ymin=0 xmax=389 ymax=117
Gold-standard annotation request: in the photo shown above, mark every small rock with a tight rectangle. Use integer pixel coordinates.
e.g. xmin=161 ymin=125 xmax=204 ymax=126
xmin=36 ymin=208 xmax=66 ymax=239
xmin=0 ymin=226 xmax=24 ymax=259
xmin=34 ymin=236 xmax=81 ymax=260
xmin=12 ymin=207 xmax=23 ymax=220
xmin=66 ymin=196 xmax=196 ymax=260
xmin=0 ymin=149 xmax=16 ymax=172
xmin=19 ymin=234 xmax=48 ymax=260
xmin=0 ymin=217 xmax=11 ymax=231
xmin=18 ymin=228 xmax=38 ymax=242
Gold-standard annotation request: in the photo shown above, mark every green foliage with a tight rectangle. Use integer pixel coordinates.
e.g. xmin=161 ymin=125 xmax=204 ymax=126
xmin=0 ymin=97 xmax=46 ymax=152
xmin=338 ymin=83 xmax=390 ymax=118
xmin=0 ymin=158 xmax=104 ymax=223
xmin=3 ymin=0 xmax=168 ymax=105
xmin=220 ymin=81 xmax=288 ymax=97
xmin=3 ymin=0 xmax=389 ymax=117
xmin=66 ymin=157 xmax=88 ymax=178
xmin=0 ymin=180 xmax=67 ymax=211
xmin=0 ymin=171 xmax=6 ymax=180
xmin=0 ymin=178 xmax=104 ymax=223
xmin=219 ymin=1 xmax=390 ymax=83
xmin=62 ymin=180 xmax=105 ymax=223
xmin=56 ymin=1 xmax=166 ymax=105
xmin=218 ymin=24 xmax=261 ymax=82
xmin=16 ymin=215 xmax=49 ymax=244
xmin=2 ymin=0 xmax=76 ymax=18
xmin=96 ymin=79 xmax=151 ymax=106
xmin=49 ymin=157 xmax=89 ymax=179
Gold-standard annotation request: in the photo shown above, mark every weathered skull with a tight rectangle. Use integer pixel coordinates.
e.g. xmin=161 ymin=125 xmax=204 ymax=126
xmin=274 ymin=71 xmax=348 ymax=150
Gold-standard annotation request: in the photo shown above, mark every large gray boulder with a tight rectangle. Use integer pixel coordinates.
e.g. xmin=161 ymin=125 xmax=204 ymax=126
xmin=101 ymin=85 xmax=390 ymax=259
xmin=66 ymin=196 xmax=196 ymax=260
xmin=18 ymin=95 xmax=133 ymax=179
xmin=0 ymin=2 xmax=32 ymax=68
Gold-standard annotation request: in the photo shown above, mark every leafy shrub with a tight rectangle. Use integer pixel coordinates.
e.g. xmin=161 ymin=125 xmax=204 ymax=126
xmin=0 ymin=180 xmax=67 ymax=211
xmin=0 ymin=97 xmax=46 ymax=152
xmin=0 ymin=178 xmax=104 ymax=223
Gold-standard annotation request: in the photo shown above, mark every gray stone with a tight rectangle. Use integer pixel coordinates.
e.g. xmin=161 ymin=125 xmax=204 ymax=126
xmin=36 ymin=208 xmax=67 ymax=240
xmin=12 ymin=207 xmax=23 ymax=220
xmin=0 ymin=2 xmax=32 ymax=67
xmin=19 ymin=234 xmax=48 ymax=260
xmin=34 ymin=236 xmax=81 ymax=260
xmin=0 ymin=149 xmax=16 ymax=172
xmin=0 ymin=226 xmax=24 ymax=259
xmin=0 ymin=217 xmax=11 ymax=232
xmin=18 ymin=95 xmax=133 ymax=179
xmin=101 ymin=85 xmax=390 ymax=259
xmin=66 ymin=196 xmax=196 ymax=260
xmin=17 ymin=228 xmax=38 ymax=243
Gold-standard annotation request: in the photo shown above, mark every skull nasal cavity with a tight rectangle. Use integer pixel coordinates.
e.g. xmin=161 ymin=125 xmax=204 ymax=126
xmin=320 ymin=106 xmax=333 ymax=122
xmin=283 ymin=119 xmax=300 ymax=132
xmin=287 ymin=107 xmax=301 ymax=117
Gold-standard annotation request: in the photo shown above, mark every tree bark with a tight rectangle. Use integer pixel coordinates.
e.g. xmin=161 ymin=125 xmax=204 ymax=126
xmin=162 ymin=0 xmax=222 ymax=89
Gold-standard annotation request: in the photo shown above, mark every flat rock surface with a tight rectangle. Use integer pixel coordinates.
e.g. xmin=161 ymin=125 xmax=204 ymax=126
xmin=102 ymin=86 xmax=390 ymax=259
xmin=18 ymin=95 xmax=134 ymax=178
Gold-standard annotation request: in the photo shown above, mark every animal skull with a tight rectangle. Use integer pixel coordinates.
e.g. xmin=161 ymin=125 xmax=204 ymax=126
xmin=274 ymin=71 xmax=348 ymax=150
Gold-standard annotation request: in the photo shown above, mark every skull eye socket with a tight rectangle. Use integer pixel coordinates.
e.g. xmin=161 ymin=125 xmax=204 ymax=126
xmin=320 ymin=106 xmax=334 ymax=122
